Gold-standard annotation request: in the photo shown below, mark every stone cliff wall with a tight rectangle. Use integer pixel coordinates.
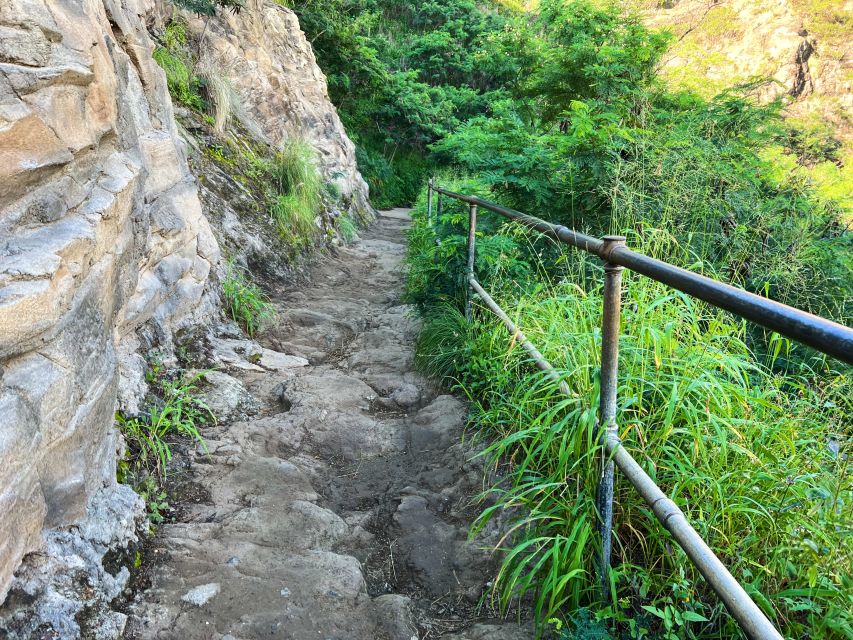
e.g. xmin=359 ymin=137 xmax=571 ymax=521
xmin=172 ymin=0 xmax=372 ymax=219
xmin=0 ymin=0 xmax=218 ymax=605
xmin=0 ymin=0 xmax=371 ymax=622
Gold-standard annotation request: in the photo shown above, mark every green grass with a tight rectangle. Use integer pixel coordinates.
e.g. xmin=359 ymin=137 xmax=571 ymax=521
xmin=153 ymin=46 xmax=204 ymax=110
xmin=152 ymin=21 xmax=204 ymax=110
xmin=153 ymin=18 xmax=244 ymax=134
xmin=337 ymin=214 xmax=358 ymax=243
xmin=406 ymin=194 xmax=853 ymax=639
xmin=221 ymin=261 xmax=276 ymax=337
xmin=196 ymin=56 xmax=242 ymax=133
xmin=117 ymin=370 xmax=213 ymax=481
xmin=268 ymin=138 xmax=323 ymax=243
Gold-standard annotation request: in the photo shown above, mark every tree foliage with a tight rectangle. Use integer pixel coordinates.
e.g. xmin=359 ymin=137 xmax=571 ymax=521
xmin=287 ymin=0 xmax=516 ymax=206
xmin=430 ymin=2 xmax=851 ymax=325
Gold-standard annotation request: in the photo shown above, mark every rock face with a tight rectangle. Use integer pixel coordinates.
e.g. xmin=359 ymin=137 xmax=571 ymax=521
xmin=0 ymin=0 xmax=372 ymax=631
xmin=0 ymin=0 xmax=218 ymax=609
xmin=0 ymin=485 xmax=145 ymax=639
xmin=174 ymin=0 xmax=373 ymax=219
xmin=642 ymin=0 xmax=853 ymax=140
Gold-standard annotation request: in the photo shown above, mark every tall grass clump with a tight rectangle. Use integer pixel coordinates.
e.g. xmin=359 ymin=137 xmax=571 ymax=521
xmin=153 ymin=16 xmax=247 ymax=132
xmin=195 ymin=55 xmax=243 ymax=132
xmin=267 ymin=138 xmax=323 ymax=244
xmin=337 ymin=214 xmax=358 ymax=243
xmin=406 ymin=191 xmax=853 ymax=639
xmin=221 ymin=261 xmax=276 ymax=337
xmin=153 ymin=45 xmax=204 ymax=111
xmin=152 ymin=20 xmax=207 ymax=111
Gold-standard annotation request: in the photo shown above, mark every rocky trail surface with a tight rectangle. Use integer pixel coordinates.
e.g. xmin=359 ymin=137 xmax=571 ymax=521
xmin=125 ymin=211 xmax=531 ymax=640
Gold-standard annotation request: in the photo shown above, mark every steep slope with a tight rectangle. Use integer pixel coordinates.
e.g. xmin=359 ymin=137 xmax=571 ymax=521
xmin=644 ymin=1 xmax=852 ymax=106
xmin=640 ymin=0 xmax=853 ymax=209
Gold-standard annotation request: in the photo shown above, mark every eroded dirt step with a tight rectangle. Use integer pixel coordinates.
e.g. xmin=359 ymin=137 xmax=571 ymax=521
xmin=125 ymin=211 xmax=533 ymax=640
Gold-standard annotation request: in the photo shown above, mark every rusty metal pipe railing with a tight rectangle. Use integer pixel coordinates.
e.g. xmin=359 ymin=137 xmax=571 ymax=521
xmin=596 ymin=235 xmax=625 ymax=602
xmin=433 ymin=186 xmax=853 ymax=365
xmin=427 ymin=177 xmax=434 ymax=223
xmin=434 ymin=187 xmax=605 ymax=255
xmin=426 ymin=180 xmax=853 ymax=639
xmin=607 ymin=441 xmax=782 ymax=640
xmin=469 ymin=273 xmax=783 ymax=639
xmin=468 ymin=277 xmax=572 ymax=397
xmin=466 ymin=203 xmax=478 ymax=322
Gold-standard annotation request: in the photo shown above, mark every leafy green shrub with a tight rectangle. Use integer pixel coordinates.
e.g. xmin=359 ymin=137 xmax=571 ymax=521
xmin=133 ymin=476 xmax=170 ymax=525
xmin=153 ymin=17 xmax=245 ymax=132
xmin=161 ymin=18 xmax=189 ymax=51
xmin=405 ymin=175 xmax=535 ymax=310
xmin=432 ymin=4 xmax=851 ymax=329
xmin=556 ymin=610 xmax=612 ymax=639
xmin=221 ymin=261 xmax=276 ymax=337
xmin=288 ymin=0 xmax=517 ymax=207
xmin=787 ymin=115 xmax=843 ymax=167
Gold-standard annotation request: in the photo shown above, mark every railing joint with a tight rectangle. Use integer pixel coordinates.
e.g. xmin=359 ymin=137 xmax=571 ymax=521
xmin=600 ymin=234 xmax=627 ymax=263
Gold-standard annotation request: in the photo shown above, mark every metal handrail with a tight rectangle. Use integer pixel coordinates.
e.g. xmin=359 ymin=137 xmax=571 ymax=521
xmin=433 ymin=185 xmax=853 ymax=365
xmin=427 ymin=179 xmax=853 ymax=639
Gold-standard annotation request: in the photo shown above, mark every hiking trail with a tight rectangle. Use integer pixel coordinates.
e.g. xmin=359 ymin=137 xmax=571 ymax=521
xmin=125 ymin=210 xmax=532 ymax=640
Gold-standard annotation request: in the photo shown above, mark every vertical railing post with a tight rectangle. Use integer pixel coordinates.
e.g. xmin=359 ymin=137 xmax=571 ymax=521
xmin=427 ymin=177 xmax=434 ymax=224
xmin=466 ymin=203 xmax=478 ymax=322
xmin=596 ymin=234 xmax=626 ymax=602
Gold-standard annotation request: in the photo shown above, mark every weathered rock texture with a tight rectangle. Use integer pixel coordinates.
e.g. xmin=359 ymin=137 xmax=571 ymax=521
xmin=0 ymin=0 xmax=372 ymax=632
xmin=172 ymin=0 xmax=373 ymax=219
xmin=642 ymin=0 xmax=853 ymax=139
xmin=0 ymin=0 xmax=218 ymax=610
xmin=0 ymin=485 xmax=145 ymax=638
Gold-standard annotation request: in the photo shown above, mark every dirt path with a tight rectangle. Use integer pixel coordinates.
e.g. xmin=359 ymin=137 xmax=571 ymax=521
xmin=126 ymin=211 xmax=531 ymax=640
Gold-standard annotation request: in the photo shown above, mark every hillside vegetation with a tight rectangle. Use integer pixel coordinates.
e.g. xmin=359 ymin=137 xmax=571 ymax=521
xmin=292 ymin=0 xmax=852 ymax=637
xmin=639 ymin=0 xmax=853 ymax=218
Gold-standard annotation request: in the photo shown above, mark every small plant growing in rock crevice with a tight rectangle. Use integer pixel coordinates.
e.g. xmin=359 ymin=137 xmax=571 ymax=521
xmin=117 ymin=364 xmax=215 ymax=524
xmin=337 ymin=214 xmax=358 ymax=243
xmin=117 ymin=371 xmax=213 ymax=482
xmin=173 ymin=0 xmax=243 ymax=16
xmin=221 ymin=260 xmax=276 ymax=337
